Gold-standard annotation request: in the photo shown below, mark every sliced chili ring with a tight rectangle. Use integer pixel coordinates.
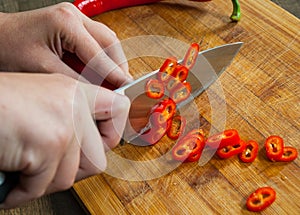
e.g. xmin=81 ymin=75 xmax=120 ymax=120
xmin=186 ymin=128 xmax=205 ymax=138
xmin=150 ymin=98 xmax=176 ymax=125
xmin=183 ymin=43 xmax=200 ymax=70
xmin=145 ymin=78 xmax=164 ymax=99
xmin=264 ymin=135 xmax=284 ymax=162
xmin=216 ymin=140 xmax=246 ymax=159
xmin=139 ymin=125 xmax=167 ymax=145
xmin=205 ymin=129 xmax=240 ymax=149
xmin=157 ymin=57 xmax=178 ymax=83
xmin=239 ymin=140 xmax=259 ymax=163
xmin=167 ymin=115 xmax=186 ymax=140
xmin=278 ymin=146 xmax=298 ymax=162
xmin=166 ymin=76 xmax=180 ymax=92
xmin=172 ymin=134 xmax=205 ymax=162
xmin=246 ymin=187 xmax=276 ymax=212
xmin=170 ymin=82 xmax=192 ymax=104
xmin=173 ymin=65 xmax=189 ymax=82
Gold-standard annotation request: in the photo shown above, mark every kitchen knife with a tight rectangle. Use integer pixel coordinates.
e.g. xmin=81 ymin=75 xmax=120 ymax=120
xmin=0 ymin=42 xmax=243 ymax=204
xmin=116 ymin=42 xmax=243 ymax=146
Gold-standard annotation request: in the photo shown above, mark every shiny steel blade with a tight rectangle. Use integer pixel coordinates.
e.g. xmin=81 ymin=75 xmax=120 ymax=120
xmin=115 ymin=42 xmax=243 ymax=145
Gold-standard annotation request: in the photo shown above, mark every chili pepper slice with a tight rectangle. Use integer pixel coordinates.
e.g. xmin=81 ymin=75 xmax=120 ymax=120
xmin=145 ymin=78 xmax=165 ymax=99
xmin=150 ymin=98 xmax=176 ymax=125
xmin=166 ymin=77 xmax=180 ymax=92
xmin=166 ymin=65 xmax=189 ymax=91
xmin=216 ymin=140 xmax=246 ymax=159
xmin=264 ymin=135 xmax=284 ymax=162
xmin=167 ymin=115 xmax=186 ymax=140
xmin=246 ymin=187 xmax=276 ymax=212
xmin=170 ymin=82 xmax=191 ymax=104
xmin=172 ymin=65 xmax=189 ymax=82
xmin=205 ymin=129 xmax=240 ymax=149
xmin=157 ymin=57 xmax=178 ymax=83
xmin=277 ymin=146 xmax=298 ymax=162
xmin=139 ymin=124 xmax=167 ymax=145
xmin=183 ymin=43 xmax=200 ymax=71
xmin=239 ymin=140 xmax=259 ymax=163
xmin=172 ymin=134 xmax=205 ymax=162
xmin=186 ymin=128 xmax=205 ymax=138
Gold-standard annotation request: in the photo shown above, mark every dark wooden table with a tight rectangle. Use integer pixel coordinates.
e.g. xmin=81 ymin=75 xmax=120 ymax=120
xmin=0 ymin=0 xmax=299 ymax=214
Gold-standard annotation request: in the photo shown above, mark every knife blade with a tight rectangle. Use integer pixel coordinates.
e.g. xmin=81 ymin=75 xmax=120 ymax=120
xmin=115 ymin=42 xmax=243 ymax=146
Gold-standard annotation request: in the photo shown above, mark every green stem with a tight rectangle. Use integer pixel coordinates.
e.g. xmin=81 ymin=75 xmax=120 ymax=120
xmin=230 ymin=0 xmax=241 ymax=22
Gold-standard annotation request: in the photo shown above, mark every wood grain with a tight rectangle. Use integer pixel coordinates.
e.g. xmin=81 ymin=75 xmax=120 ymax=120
xmin=73 ymin=0 xmax=300 ymax=214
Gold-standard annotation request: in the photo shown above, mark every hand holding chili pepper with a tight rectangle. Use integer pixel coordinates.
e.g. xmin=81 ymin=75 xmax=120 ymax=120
xmin=0 ymin=3 xmax=132 ymax=88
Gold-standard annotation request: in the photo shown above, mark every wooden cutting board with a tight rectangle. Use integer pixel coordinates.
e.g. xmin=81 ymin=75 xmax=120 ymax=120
xmin=73 ymin=0 xmax=300 ymax=214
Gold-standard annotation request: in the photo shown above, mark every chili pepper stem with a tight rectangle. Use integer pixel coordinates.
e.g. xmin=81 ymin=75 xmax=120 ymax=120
xmin=230 ymin=0 xmax=241 ymax=22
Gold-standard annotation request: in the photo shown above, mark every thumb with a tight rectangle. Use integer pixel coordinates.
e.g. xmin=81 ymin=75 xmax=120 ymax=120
xmin=81 ymin=83 xmax=130 ymax=149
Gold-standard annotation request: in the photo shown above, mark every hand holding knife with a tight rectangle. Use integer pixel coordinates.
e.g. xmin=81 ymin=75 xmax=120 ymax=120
xmin=0 ymin=42 xmax=242 ymax=205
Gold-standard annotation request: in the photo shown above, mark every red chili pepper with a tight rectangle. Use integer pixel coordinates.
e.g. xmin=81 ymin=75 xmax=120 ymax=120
xmin=150 ymin=98 xmax=176 ymax=125
xmin=216 ymin=140 xmax=246 ymax=159
xmin=205 ymin=129 xmax=240 ymax=149
xmin=139 ymin=124 xmax=167 ymax=145
xmin=73 ymin=1 xmax=218 ymax=18
xmin=238 ymin=140 xmax=259 ymax=163
xmin=172 ymin=134 xmax=205 ymax=162
xmin=172 ymin=65 xmax=189 ymax=82
xmin=170 ymin=82 xmax=191 ymax=104
xmin=264 ymin=135 xmax=284 ymax=162
xmin=145 ymin=78 xmax=165 ymax=99
xmin=183 ymin=43 xmax=200 ymax=71
xmin=166 ymin=65 xmax=189 ymax=91
xmin=157 ymin=57 xmax=178 ymax=84
xmin=186 ymin=128 xmax=205 ymax=138
xmin=246 ymin=187 xmax=276 ymax=212
xmin=277 ymin=146 xmax=298 ymax=162
xmin=167 ymin=115 xmax=186 ymax=140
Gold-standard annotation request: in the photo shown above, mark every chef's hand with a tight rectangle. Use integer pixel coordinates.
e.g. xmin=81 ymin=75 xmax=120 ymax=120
xmin=0 ymin=2 xmax=132 ymax=88
xmin=0 ymin=72 xmax=130 ymax=209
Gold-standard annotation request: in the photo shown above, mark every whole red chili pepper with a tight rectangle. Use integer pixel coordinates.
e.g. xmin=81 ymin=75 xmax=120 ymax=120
xmin=277 ymin=146 xmax=298 ymax=162
xmin=246 ymin=187 xmax=276 ymax=212
xmin=216 ymin=140 xmax=246 ymax=159
xmin=264 ymin=135 xmax=284 ymax=162
xmin=145 ymin=78 xmax=165 ymax=99
xmin=167 ymin=115 xmax=186 ymax=140
xmin=205 ymin=129 xmax=240 ymax=149
xmin=238 ymin=140 xmax=259 ymax=163
xmin=73 ymin=0 xmax=241 ymax=21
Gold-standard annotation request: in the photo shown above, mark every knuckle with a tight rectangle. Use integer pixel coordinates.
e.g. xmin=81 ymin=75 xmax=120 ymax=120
xmin=46 ymin=2 xmax=78 ymax=24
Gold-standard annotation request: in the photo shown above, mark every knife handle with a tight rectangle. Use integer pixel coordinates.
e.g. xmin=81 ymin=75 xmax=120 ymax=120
xmin=0 ymin=171 xmax=19 ymax=203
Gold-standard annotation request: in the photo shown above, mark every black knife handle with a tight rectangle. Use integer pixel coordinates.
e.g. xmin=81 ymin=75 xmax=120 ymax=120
xmin=0 ymin=171 xmax=19 ymax=203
